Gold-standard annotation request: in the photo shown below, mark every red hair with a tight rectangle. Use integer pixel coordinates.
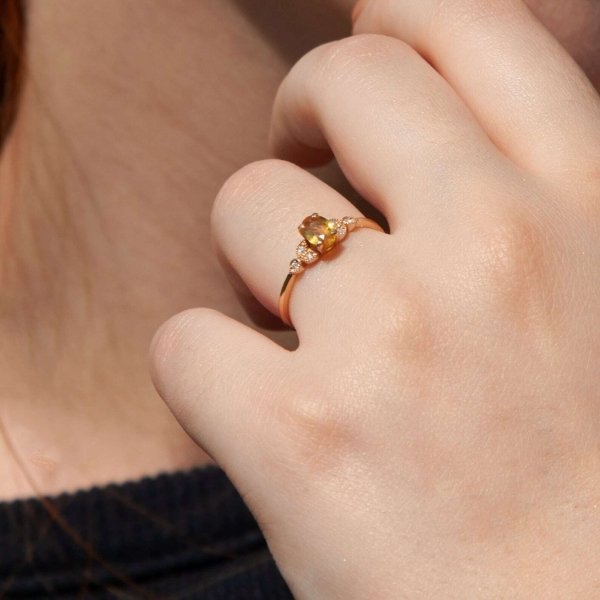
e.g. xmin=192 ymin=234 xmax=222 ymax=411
xmin=0 ymin=0 xmax=25 ymax=149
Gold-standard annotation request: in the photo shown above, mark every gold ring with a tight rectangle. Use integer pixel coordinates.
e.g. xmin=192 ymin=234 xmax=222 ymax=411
xmin=279 ymin=213 xmax=384 ymax=328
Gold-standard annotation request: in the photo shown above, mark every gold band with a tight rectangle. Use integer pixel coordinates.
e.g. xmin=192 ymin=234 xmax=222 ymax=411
xmin=279 ymin=214 xmax=384 ymax=328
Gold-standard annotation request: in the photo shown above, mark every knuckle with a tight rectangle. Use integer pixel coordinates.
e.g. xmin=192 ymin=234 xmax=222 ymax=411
xmin=274 ymin=384 xmax=367 ymax=478
xmin=580 ymin=195 xmax=600 ymax=228
xmin=469 ymin=208 xmax=559 ymax=321
xmin=354 ymin=259 xmax=442 ymax=367
xmin=352 ymin=0 xmax=406 ymax=28
xmin=478 ymin=212 xmax=545 ymax=280
xmin=433 ymin=0 xmax=525 ymax=28
xmin=568 ymin=163 xmax=600 ymax=217
xmin=382 ymin=290 xmax=441 ymax=367
xmin=313 ymin=33 xmax=412 ymax=84
xmin=212 ymin=158 xmax=292 ymax=222
xmin=355 ymin=0 xmax=524 ymax=30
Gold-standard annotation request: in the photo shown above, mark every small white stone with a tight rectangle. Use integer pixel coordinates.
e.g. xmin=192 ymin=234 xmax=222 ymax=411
xmin=296 ymin=241 xmax=309 ymax=260
xmin=342 ymin=216 xmax=357 ymax=231
xmin=289 ymin=259 xmax=304 ymax=274
xmin=296 ymin=240 xmax=319 ymax=264
xmin=303 ymin=248 xmax=319 ymax=264
xmin=335 ymin=223 xmax=348 ymax=241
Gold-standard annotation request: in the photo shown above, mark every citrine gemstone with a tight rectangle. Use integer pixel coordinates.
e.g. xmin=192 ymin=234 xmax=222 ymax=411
xmin=299 ymin=214 xmax=338 ymax=254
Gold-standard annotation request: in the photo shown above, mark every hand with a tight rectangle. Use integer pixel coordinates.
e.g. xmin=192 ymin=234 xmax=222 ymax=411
xmin=150 ymin=1 xmax=600 ymax=597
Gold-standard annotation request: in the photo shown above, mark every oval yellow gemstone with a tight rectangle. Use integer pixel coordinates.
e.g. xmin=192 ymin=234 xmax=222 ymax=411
xmin=298 ymin=214 xmax=337 ymax=254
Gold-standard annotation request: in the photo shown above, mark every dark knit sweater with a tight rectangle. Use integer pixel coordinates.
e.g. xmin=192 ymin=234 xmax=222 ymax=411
xmin=0 ymin=465 xmax=294 ymax=599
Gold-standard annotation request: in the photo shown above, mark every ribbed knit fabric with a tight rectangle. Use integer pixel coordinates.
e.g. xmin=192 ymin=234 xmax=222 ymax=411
xmin=0 ymin=465 xmax=294 ymax=599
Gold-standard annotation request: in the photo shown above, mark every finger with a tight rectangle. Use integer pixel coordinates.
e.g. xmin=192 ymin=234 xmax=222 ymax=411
xmin=269 ymin=34 xmax=506 ymax=227
xmin=352 ymin=0 xmax=600 ymax=179
xmin=150 ymin=307 xmax=289 ymax=476
xmin=211 ymin=159 xmax=388 ymax=336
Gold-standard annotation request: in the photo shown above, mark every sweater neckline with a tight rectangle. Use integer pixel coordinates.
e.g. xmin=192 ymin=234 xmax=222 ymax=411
xmin=0 ymin=464 xmax=265 ymax=595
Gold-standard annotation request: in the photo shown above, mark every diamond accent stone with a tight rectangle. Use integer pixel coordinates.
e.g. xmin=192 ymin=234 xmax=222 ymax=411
xmin=342 ymin=216 xmax=358 ymax=232
xmin=296 ymin=240 xmax=307 ymax=258
xmin=296 ymin=240 xmax=319 ymax=265
xmin=335 ymin=220 xmax=348 ymax=241
xmin=289 ymin=259 xmax=304 ymax=274
xmin=304 ymin=249 xmax=319 ymax=264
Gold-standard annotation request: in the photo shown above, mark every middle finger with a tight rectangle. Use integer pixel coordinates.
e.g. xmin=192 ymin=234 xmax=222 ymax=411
xmin=269 ymin=34 xmax=507 ymax=230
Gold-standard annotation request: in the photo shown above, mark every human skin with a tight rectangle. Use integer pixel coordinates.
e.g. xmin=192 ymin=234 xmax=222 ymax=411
xmin=0 ymin=0 xmax=352 ymax=499
xmin=0 ymin=0 xmax=597 ymax=503
xmin=151 ymin=0 xmax=600 ymax=598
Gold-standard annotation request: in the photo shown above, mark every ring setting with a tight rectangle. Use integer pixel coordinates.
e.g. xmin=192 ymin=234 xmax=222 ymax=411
xmin=279 ymin=212 xmax=384 ymax=328
xmin=288 ymin=213 xmax=358 ymax=275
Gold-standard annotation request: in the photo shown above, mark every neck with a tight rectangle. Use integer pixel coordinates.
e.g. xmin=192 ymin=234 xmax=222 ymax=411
xmin=0 ymin=0 xmax=351 ymax=500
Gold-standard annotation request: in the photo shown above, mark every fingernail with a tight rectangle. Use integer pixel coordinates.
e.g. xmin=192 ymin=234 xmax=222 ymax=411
xmin=351 ymin=0 xmax=369 ymax=23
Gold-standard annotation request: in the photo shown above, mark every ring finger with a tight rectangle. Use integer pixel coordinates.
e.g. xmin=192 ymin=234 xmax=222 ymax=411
xmin=211 ymin=159 xmax=389 ymax=337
